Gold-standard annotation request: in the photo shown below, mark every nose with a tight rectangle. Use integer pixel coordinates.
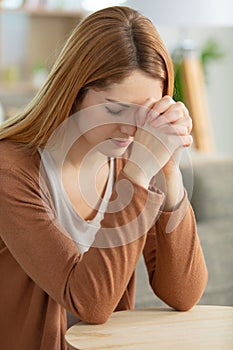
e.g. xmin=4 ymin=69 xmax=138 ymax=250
xmin=119 ymin=124 xmax=137 ymax=137
xmin=119 ymin=110 xmax=137 ymax=137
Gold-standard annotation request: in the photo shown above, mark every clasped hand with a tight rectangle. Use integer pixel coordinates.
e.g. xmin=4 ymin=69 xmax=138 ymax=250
xmin=124 ymin=96 xmax=193 ymax=188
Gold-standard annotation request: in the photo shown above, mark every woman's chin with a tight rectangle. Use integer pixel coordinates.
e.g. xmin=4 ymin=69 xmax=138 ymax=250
xmin=97 ymin=143 xmax=129 ymax=158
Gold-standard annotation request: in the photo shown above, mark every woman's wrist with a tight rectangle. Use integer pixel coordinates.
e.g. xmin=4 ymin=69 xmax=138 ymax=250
xmin=158 ymin=166 xmax=184 ymax=211
xmin=123 ymin=161 xmax=150 ymax=189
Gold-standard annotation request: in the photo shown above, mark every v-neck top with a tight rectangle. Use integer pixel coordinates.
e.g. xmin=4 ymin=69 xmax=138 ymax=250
xmin=39 ymin=149 xmax=115 ymax=254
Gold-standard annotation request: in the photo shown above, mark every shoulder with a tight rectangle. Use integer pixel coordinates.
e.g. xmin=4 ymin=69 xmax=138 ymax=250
xmin=0 ymin=139 xmax=40 ymax=173
xmin=0 ymin=140 xmax=53 ymax=206
xmin=0 ymin=140 xmax=40 ymax=170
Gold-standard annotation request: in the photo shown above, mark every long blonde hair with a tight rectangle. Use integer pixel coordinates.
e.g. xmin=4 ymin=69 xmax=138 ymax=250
xmin=0 ymin=6 xmax=174 ymax=148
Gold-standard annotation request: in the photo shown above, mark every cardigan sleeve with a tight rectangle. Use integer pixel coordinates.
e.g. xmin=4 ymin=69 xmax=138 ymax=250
xmin=0 ymin=165 xmax=164 ymax=324
xmin=143 ymin=191 xmax=208 ymax=311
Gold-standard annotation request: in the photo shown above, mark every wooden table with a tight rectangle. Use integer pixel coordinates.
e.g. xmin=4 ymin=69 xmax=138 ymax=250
xmin=65 ymin=305 xmax=233 ymax=350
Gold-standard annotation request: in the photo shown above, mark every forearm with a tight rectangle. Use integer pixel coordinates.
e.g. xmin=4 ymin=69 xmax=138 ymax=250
xmin=68 ymin=171 xmax=164 ymax=323
xmin=124 ymin=155 xmax=185 ymax=211
xmin=123 ymin=160 xmax=150 ymax=189
xmin=143 ymin=193 xmax=208 ymax=311
xmin=70 ymin=236 xmax=145 ymax=323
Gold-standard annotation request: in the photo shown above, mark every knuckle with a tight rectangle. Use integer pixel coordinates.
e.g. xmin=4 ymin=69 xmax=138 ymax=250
xmin=163 ymin=95 xmax=174 ymax=103
xmin=176 ymin=101 xmax=185 ymax=108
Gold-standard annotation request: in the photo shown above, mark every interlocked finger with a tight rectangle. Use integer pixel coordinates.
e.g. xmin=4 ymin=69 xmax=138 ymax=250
xmin=158 ymin=123 xmax=189 ymax=136
xmin=148 ymin=102 xmax=192 ymax=135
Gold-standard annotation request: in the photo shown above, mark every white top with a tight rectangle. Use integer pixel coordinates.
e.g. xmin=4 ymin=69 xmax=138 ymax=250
xmin=39 ymin=149 xmax=115 ymax=253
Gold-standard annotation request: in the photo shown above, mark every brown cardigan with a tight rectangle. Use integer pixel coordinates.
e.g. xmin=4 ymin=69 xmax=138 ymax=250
xmin=0 ymin=140 xmax=207 ymax=350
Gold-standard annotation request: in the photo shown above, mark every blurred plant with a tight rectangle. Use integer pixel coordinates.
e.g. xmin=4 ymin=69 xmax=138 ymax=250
xmin=172 ymin=38 xmax=225 ymax=102
xmin=200 ymin=38 xmax=225 ymax=81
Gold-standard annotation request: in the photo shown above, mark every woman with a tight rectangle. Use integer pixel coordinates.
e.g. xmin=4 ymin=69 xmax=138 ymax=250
xmin=0 ymin=6 xmax=207 ymax=350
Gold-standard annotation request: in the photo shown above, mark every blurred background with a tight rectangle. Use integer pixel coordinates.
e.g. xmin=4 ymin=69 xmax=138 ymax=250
xmin=1 ymin=0 xmax=233 ymax=154
xmin=0 ymin=0 xmax=232 ymax=306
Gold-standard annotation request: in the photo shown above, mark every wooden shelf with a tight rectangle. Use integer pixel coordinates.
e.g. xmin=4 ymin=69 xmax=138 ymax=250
xmin=25 ymin=8 xmax=85 ymax=19
xmin=0 ymin=6 xmax=85 ymax=19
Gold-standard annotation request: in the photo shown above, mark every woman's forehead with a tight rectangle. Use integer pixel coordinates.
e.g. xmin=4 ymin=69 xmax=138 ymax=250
xmin=87 ymin=71 xmax=163 ymax=105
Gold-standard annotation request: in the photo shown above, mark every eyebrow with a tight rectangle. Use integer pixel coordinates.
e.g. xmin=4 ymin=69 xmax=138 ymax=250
xmin=105 ymin=98 xmax=130 ymax=108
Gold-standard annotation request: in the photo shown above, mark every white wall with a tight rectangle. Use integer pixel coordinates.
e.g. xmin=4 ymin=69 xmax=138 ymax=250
xmin=157 ymin=26 xmax=233 ymax=155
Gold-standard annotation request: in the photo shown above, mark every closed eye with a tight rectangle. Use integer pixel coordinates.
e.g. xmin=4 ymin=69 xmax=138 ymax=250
xmin=105 ymin=106 xmax=124 ymax=115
